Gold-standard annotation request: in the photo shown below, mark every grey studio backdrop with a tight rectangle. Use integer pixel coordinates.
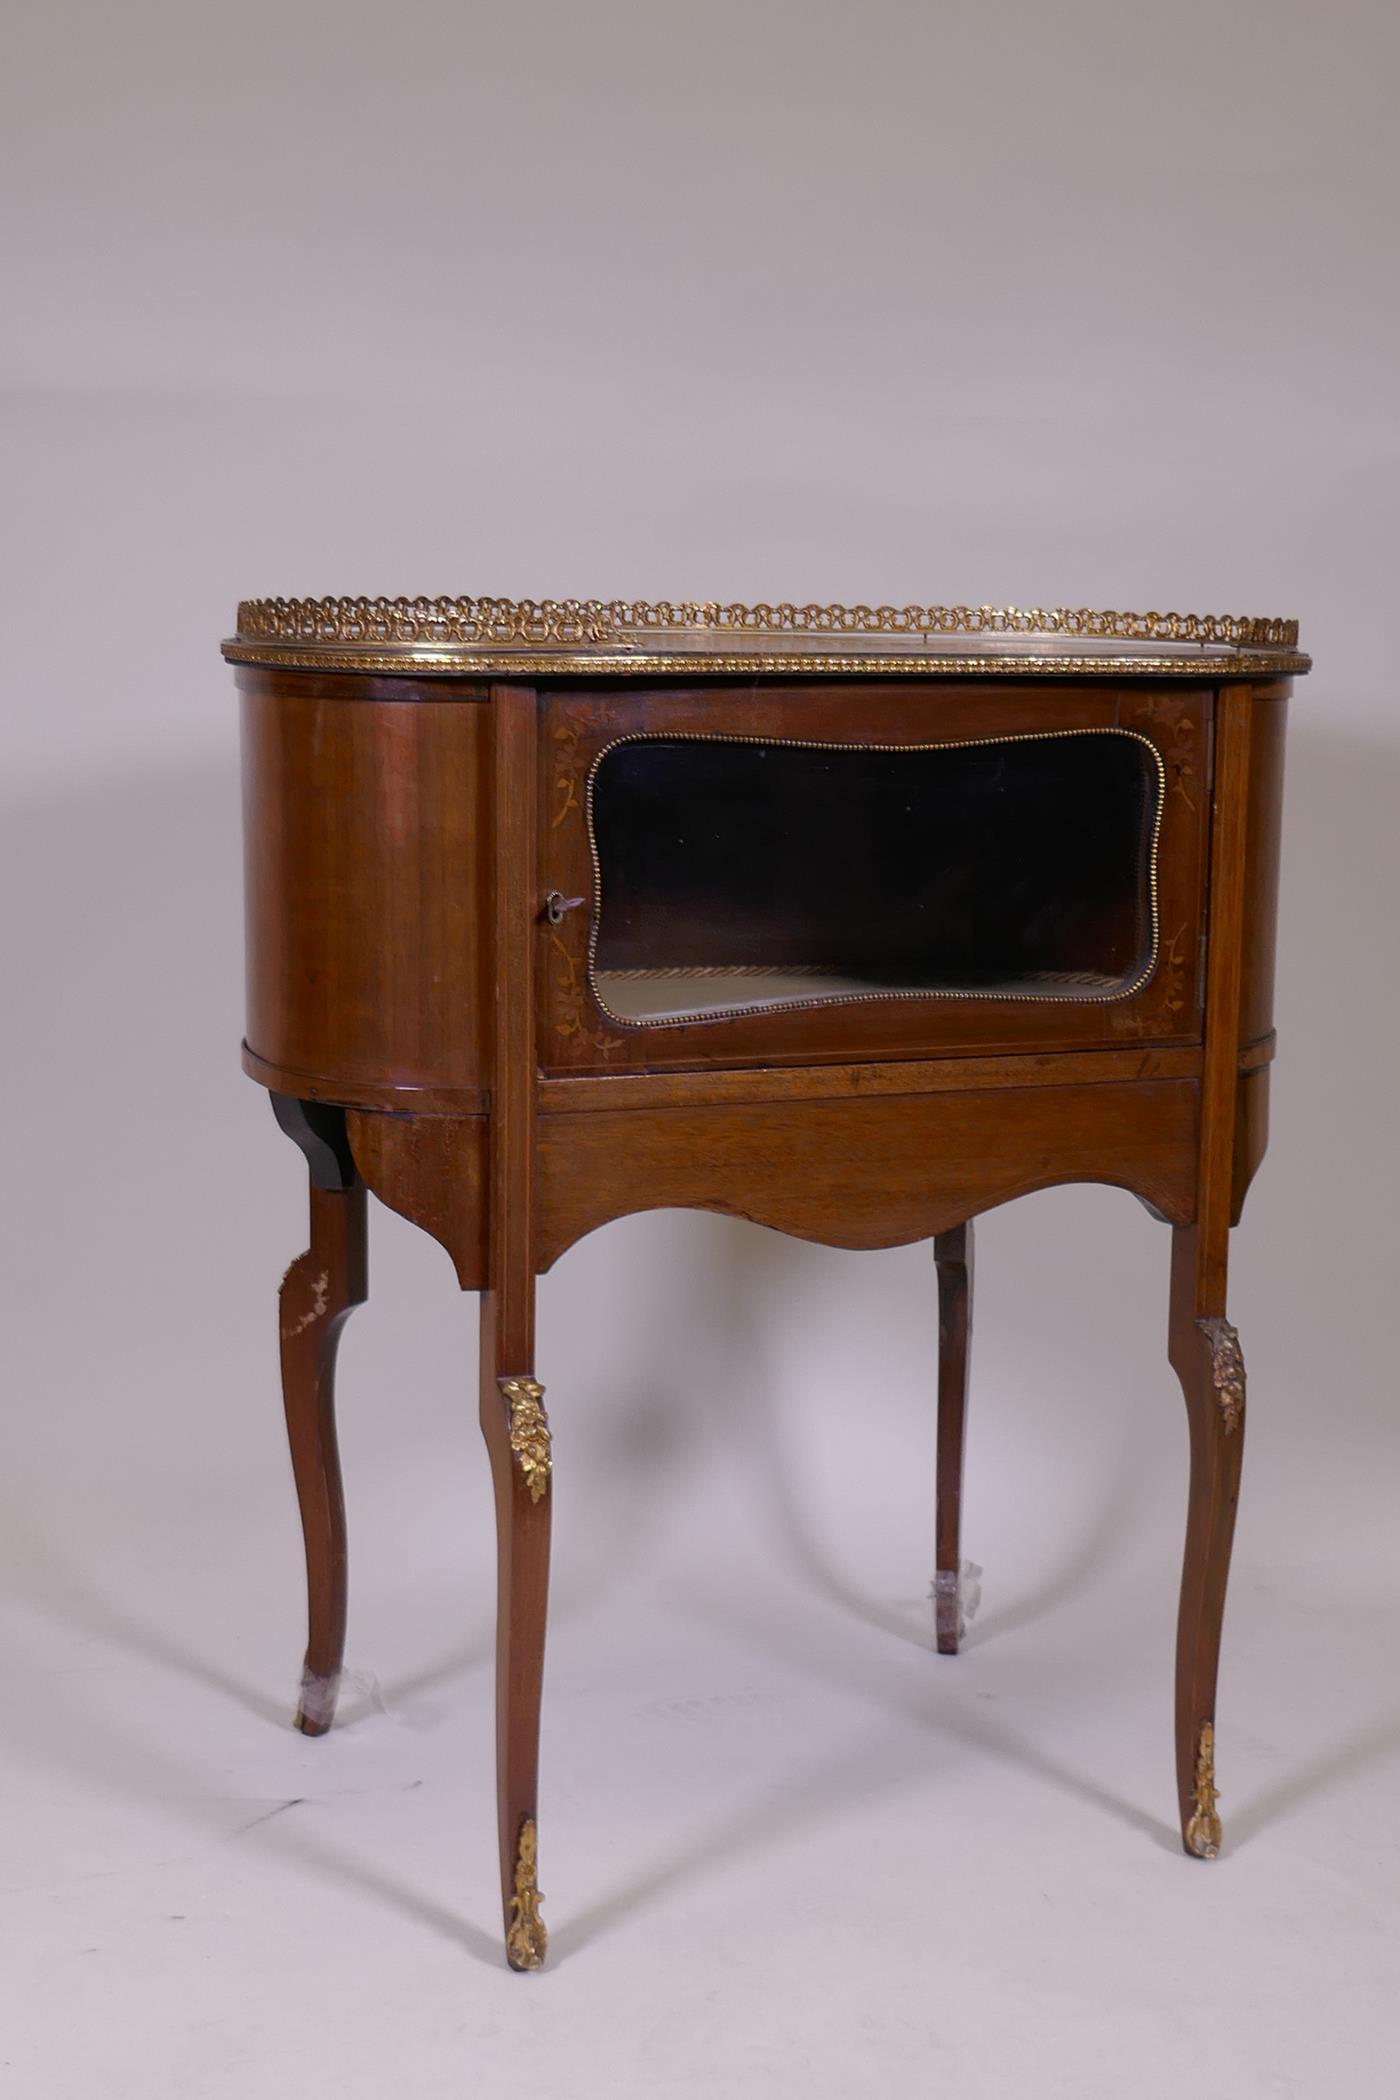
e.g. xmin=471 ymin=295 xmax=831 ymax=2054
xmin=2 ymin=4 xmax=1398 ymax=2096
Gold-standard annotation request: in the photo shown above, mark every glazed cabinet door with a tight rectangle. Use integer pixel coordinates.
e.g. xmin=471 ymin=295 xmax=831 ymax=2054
xmin=537 ymin=682 xmax=1211 ymax=1075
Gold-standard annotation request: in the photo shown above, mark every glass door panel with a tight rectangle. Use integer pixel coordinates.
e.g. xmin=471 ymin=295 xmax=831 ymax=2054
xmin=588 ymin=730 xmax=1161 ymax=1027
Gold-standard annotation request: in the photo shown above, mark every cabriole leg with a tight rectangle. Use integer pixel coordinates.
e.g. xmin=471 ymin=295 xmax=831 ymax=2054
xmin=271 ymin=1095 xmax=367 ymax=1736
xmin=1166 ymin=683 xmax=1254 ymax=1860
xmin=480 ymin=678 xmax=550 ymax=1968
xmin=934 ymin=1221 xmax=974 ymax=1655
xmin=1168 ymin=1224 xmax=1245 ymax=1859
xmin=480 ymin=1296 xmax=552 ymax=1970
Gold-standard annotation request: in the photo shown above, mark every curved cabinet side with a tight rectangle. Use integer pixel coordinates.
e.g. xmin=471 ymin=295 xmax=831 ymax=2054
xmin=1238 ymin=686 xmax=1289 ymax=1053
xmin=1228 ymin=684 xmax=1287 ymax=1217
xmin=240 ymin=669 xmax=489 ymax=1104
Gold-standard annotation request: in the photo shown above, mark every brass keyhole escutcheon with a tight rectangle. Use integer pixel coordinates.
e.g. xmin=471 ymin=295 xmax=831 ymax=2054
xmin=542 ymin=889 xmax=585 ymax=926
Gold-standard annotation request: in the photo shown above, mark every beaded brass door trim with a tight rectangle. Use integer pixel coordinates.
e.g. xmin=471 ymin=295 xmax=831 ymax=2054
xmin=583 ymin=727 xmax=1165 ymax=1029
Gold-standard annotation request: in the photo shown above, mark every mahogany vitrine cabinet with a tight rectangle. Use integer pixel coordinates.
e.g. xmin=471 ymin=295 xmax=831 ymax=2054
xmin=224 ymin=598 xmax=1308 ymax=1970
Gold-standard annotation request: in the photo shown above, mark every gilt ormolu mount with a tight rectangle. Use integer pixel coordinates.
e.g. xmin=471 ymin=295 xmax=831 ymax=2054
xmin=226 ymin=597 xmax=1308 ymax=1967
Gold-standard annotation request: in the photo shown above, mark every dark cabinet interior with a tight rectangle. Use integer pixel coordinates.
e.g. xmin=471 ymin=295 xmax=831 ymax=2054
xmin=589 ymin=730 xmax=1162 ymax=1025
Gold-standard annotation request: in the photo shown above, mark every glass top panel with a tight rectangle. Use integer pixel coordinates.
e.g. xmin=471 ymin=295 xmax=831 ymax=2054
xmin=588 ymin=731 xmax=1161 ymax=1027
xmin=563 ymin=630 xmax=1234 ymax=661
